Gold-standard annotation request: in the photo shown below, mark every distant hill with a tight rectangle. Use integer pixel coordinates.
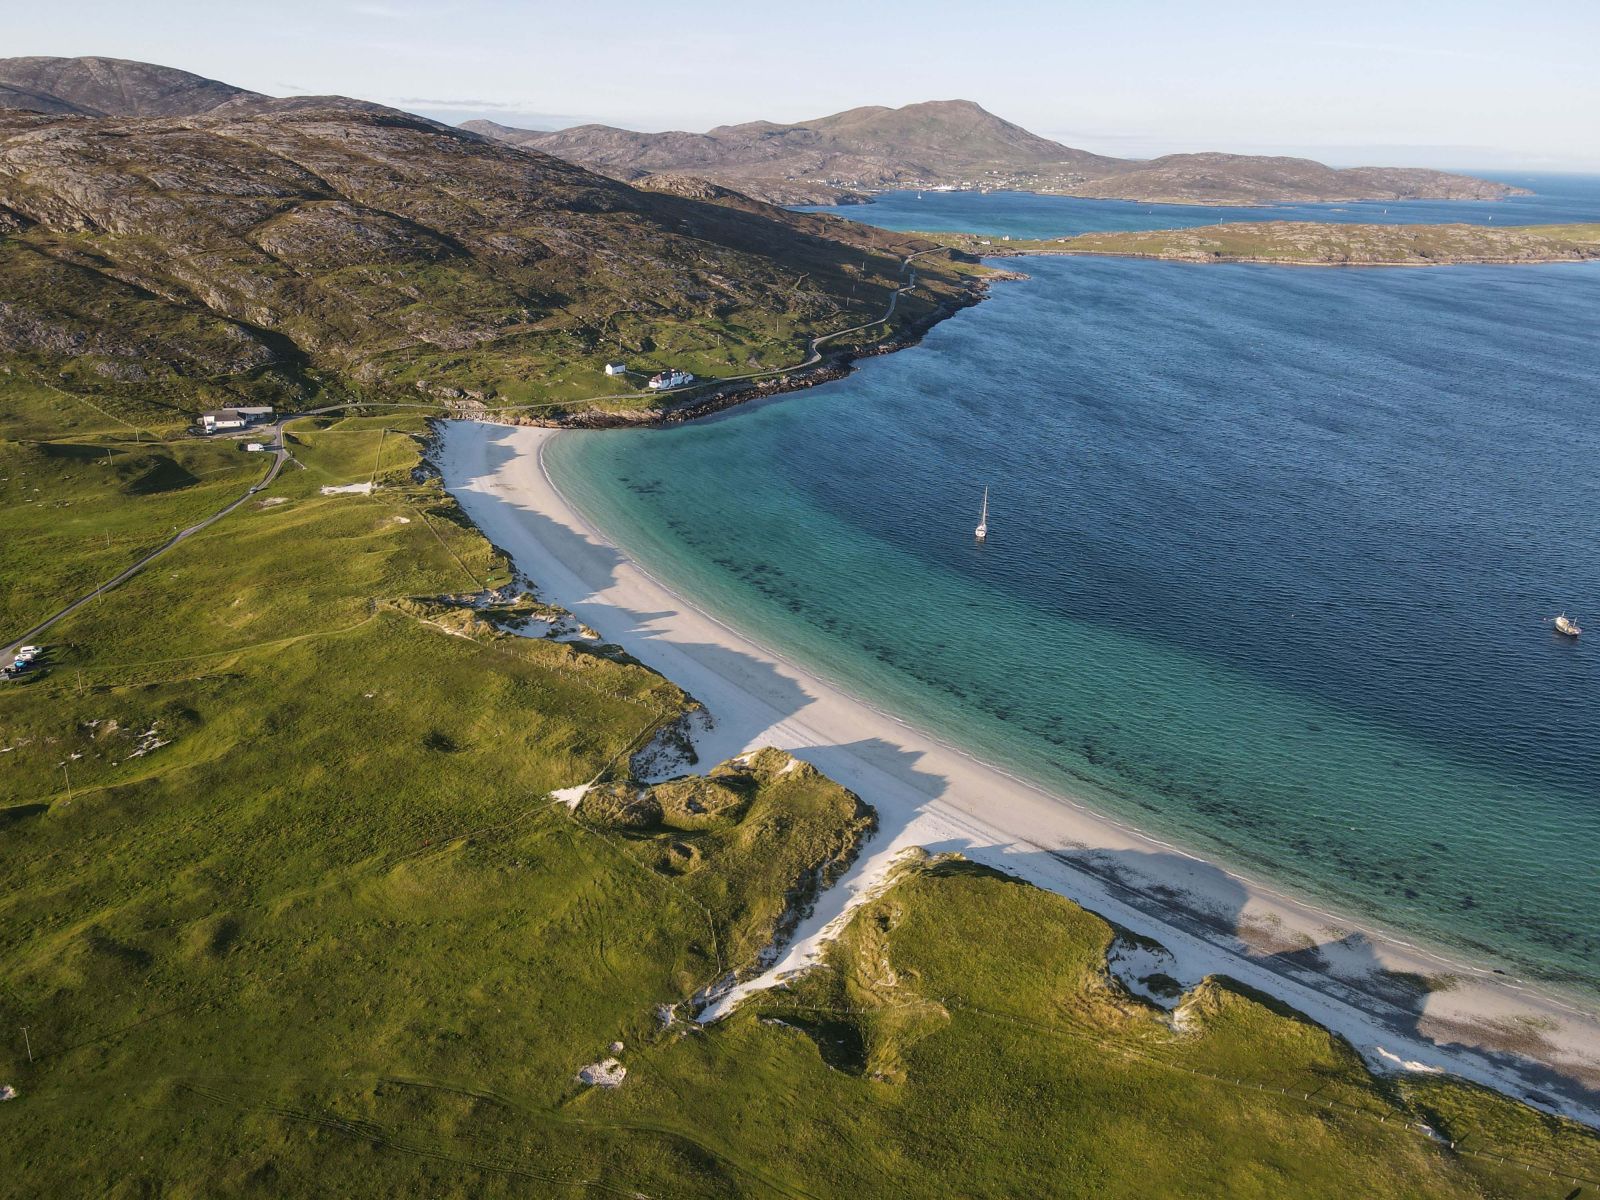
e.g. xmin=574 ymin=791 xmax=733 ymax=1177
xmin=1070 ymin=153 xmax=1525 ymax=205
xmin=466 ymin=101 xmax=1527 ymax=207
xmin=465 ymin=99 xmax=1125 ymax=205
xmin=0 ymin=55 xmax=261 ymax=117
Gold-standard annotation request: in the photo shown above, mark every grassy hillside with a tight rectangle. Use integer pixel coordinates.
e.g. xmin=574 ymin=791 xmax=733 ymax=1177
xmin=0 ymin=101 xmax=986 ymax=422
xmin=929 ymin=222 xmax=1600 ymax=265
xmin=4 ymin=388 xmax=1600 ymax=1196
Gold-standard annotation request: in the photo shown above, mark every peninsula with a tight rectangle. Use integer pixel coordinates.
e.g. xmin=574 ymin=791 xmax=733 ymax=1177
xmin=930 ymin=221 xmax=1600 ymax=266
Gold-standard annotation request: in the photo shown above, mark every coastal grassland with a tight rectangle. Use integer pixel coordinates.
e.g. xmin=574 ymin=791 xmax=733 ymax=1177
xmin=576 ymin=751 xmax=875 ymax=973
xmin=0 ymin=381 xmax=298 ymax=638
xmin=0 ymin=404 xmax=873 ymax=1195
xmin=707 ymin=859 xmax=1600 ymax=1197
xmin=926 ymin=222 xmax=1600 ymax=266
xmin=0 ymin=427 xmax=260 ymax=636
xmin=421 ymin=248 xmax=987 ymax=423
xmin=5 ymin=397 xmax=1600 ymax=1196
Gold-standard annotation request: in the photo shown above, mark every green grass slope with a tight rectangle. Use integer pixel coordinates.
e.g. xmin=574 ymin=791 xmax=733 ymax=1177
xmin=4 ymin=395 xmax=1598 ymax=1197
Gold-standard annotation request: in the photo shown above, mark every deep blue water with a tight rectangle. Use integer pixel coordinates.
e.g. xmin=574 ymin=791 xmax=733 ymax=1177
xmin=549 ymin=183 xmax=1600 ymax=994
xmin=800 ymin=172 xmax=1600 ymax=238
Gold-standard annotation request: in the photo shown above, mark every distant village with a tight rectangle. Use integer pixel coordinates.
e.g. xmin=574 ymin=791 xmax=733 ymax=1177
xmin=804 ymin=166 xmax=1096 ymax=197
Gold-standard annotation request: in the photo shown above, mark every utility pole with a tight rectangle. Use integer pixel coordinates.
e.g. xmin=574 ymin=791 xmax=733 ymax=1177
xmin=59 ymin=761 xmax=72 ymax=804
xmin=21 ymin=1027 xmax=31 ymax=1063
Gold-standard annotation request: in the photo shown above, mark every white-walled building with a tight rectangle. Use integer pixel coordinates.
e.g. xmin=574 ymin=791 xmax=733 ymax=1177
xmin=647 ymin=369 xmax=696 ymax=391
xmin=200 ymin=409 xmax=247 ymax=433
xmin=200 ymin=406 xmax=273 ymax=433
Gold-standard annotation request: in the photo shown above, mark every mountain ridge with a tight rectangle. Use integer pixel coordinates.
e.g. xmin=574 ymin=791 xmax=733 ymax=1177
xmin=465 ymin=100 xmax=1527 ymax=207
xmin=0 ymin=55 xmax=262 ymax=117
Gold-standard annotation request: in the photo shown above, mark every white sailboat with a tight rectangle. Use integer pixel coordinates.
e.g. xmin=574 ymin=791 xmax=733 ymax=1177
xmin=974 ymin=487 xmax=989 ymax=541
xmin=1554 ymin=613 xmax=1582 ymax=638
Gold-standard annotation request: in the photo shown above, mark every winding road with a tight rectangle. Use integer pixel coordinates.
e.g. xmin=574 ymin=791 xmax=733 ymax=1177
xmin=1 ymin=414 xmax=298 ymax=659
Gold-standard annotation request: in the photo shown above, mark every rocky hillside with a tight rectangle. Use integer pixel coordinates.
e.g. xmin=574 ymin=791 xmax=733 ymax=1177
xmin=467 ymin=101 xmax=1526 ymax=207
xmin=0 ymin=59 xmax=981 ymax=415
xmin=0 ymin=55 xmax=261 ymax=117
xmin=466 ymin=99 xmax=1125 ymax=205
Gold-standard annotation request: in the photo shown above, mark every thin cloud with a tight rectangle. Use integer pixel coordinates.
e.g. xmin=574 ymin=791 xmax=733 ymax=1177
xmin=397 ymin=97 xmax=582 ymax=118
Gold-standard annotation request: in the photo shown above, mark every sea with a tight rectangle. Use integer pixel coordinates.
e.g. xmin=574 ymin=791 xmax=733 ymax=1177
xmin=546 ymin=173 xmax=1600 ymax=996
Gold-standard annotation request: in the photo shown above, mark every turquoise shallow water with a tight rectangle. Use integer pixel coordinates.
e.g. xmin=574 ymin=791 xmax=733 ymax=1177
xmin=547 ymin=185 xmax=1600 ymax=995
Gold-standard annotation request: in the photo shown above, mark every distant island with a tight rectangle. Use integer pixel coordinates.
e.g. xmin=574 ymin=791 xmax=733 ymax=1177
xmin=463 ymin=99 xmax=1529 ymax=208
xmin=929 ymin=221 xmax=1600 ymax=266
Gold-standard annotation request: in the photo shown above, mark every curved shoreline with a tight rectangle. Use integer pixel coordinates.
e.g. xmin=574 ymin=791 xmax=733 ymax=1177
xmin=439 ymin=418 xmax=1600 ymax=1126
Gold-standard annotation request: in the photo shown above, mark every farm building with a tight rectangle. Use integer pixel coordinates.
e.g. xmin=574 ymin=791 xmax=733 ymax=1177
xmin=201 ymin=409 xmax=247 ymax=433
xmin=200 ymin=407 xmax=274 ymax=433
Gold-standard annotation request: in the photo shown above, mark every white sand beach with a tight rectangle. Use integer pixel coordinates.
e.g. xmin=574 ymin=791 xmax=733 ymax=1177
xmin=439 ymin=419 xmax=1600 ymax=1126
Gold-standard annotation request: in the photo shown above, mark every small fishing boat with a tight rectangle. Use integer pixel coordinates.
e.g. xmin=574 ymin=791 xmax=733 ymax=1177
xmin=1554 ymin=614 xmax=1582 ymax=638
xmin=975 ymin=487 xmax=989 ymax=541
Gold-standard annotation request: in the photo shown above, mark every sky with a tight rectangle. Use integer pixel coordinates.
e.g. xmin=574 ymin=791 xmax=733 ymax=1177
xmin=9 ymin=0 xmax=1600 ymax=170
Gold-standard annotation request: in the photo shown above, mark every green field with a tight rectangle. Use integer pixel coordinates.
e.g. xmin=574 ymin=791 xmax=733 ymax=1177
xmin=4 ymin=386 xmax=1600 ymax=1197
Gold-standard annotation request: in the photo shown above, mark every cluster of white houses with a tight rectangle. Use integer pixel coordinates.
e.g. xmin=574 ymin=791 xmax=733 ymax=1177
xmin=199 ymin=406 xmax=274 ymax=434
xmin=647 ymin=368 xmax=696 ymax=391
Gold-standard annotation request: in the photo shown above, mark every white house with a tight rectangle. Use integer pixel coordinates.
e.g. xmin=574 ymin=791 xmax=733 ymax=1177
xmin=647 ymin=369 xmax=696 ymax=391
xmin=200 ymin=409 xmax=247 ymax=433
xmin=604 ymin=361 xmax=628 ymax=377
xmin=200 ymin=406 xmax=273 ymax=434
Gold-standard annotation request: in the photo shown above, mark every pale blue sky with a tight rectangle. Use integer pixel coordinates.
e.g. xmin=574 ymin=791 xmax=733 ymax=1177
xmin=10 ymin=0 xmax=1599 ymax=169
